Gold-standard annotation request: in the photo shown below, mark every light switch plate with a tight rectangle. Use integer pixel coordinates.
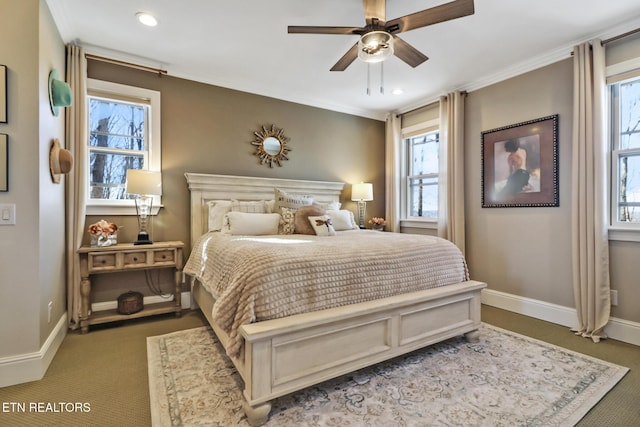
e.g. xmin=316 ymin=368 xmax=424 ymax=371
xmin=0 ymin=204 xmax=16 ymax=225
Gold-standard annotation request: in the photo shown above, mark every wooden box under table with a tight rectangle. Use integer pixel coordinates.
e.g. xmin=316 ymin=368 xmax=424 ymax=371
xmin=77 ymin=241 xmax=184 ymax=333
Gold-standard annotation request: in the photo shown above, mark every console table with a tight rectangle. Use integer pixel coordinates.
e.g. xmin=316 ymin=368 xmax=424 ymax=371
xmin=77 ymin=241 xmax=184 ymax=333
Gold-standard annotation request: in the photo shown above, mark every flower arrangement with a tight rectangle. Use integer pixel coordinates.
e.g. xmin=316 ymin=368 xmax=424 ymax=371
xmin=368 ymin=217 xmax=386 ymax=226
xmin=368 ymin=217 xmax=386 ymax=231
xmin=88 ymin=219 xmax=119 ymax=247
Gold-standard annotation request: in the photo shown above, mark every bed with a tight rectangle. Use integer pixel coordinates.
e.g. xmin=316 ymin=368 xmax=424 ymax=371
xmin=184 ymin=173 xmax=486 ymax=426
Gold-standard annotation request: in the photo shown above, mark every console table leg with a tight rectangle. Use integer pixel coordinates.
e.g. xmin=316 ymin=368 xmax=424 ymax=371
xmin=79 ymin=277 xmax=91 ymax=334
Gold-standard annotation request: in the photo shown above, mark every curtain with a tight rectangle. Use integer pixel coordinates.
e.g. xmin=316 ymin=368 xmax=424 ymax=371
xmin=437 ymin=91 xmax=466 ymax=255
xmin=65 ymin=44 xmax=88 ymax=330
xmin=384 ymin=113 xmax=402 ymax=232
xmin=571 ymin=40 xmax=610 ymax=342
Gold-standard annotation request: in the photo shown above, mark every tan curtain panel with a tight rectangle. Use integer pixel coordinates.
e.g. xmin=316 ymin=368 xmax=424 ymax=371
xmin=65 ymin=44 xmax=88 ymax=330
xmin=437 ymin=92 xmax=466 ymax=255
xmin=571 ymin=40 xmax=610 ymax=342
xmin=384 ymin=113 xmax=402 ymax=232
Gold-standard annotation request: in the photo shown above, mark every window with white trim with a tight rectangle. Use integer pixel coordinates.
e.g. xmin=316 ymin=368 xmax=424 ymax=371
xmin=609 ymin=69 xmax=640 ymax=229
xmin=405 ymin=129 xmax=440 ymax=220
xmin=86 ymin=79 xmax=161 ymax=215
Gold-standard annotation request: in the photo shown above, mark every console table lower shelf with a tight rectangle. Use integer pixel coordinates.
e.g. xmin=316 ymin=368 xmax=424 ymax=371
xmin=77 ymin=241 xmax=184 ymax=333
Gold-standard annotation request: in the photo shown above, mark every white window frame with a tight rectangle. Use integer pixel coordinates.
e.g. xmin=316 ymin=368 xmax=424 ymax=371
xmin=85 ymin=79 xmax=161 ymax=215
xmin=400 ymin=119 xmax=439 ymax=229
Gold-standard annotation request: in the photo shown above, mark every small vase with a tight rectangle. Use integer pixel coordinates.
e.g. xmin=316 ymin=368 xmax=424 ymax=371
xmin=372 ymin=224 xmax=385 ymax=231
xmin=91 ymin=233 xmax=117 ymax=247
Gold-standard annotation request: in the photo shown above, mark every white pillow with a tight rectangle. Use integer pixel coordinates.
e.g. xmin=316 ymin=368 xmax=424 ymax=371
xmin=313 ymin=201 xmax=342 ymax=211
xmin=274 ymin=188 xmax=313 ymax=211
xmin=207 ymin=200 xmax=232 ymax=231
xmin=222 ymin=212 xmax=280 ymax=235
xmin=326 ymin=209 xmax=359 ymax=231
xmin=231 ymin=200 xmax=268 ymax=213
xmin=308 ymin=215 xmax=336 ymax=236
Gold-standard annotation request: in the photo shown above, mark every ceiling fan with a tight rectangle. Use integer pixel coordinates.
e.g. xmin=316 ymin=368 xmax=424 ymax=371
xmin=288 ymin=0 xmax=475 ymax=71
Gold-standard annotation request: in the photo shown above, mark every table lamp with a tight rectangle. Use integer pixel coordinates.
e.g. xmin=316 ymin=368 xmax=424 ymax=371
xmin=125 ymin=169 xmax=162 ymax=245
xmin=351 ymin=182 xmax=373 ymax=229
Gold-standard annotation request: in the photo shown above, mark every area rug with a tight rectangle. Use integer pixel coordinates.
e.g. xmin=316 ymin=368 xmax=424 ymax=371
xmin=147 ymin=324 xmax=628 ymax=426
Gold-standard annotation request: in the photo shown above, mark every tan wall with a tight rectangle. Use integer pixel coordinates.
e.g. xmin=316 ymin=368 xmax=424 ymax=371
xmin=466 ymin=48 xmax=640 ymax=323
xmin=85 ymin=60 xmax=386 ymax=301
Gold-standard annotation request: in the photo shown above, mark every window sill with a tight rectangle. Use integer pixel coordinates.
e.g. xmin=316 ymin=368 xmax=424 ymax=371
xmin=400 ymin=219 xmax=437 ymax=229
xmin=608 ymin=228 xmax=640 ymax=243
xmin=86 ymin=205 xmax=162 ymax=216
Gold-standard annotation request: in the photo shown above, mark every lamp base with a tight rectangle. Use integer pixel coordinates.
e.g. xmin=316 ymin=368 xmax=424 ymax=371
xmin=134 ymin=232 xmax=153 ymax=245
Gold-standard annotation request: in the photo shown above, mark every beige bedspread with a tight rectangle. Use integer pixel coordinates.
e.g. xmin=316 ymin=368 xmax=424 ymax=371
xmin=184 ymin=230 xmax=469 ymax=358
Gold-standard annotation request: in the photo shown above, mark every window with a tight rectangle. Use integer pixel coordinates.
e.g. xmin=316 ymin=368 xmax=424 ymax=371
xmin=405 ymin=128 xmax=440 ymax=220
xmin=86 ymin=79 xmax=161 ymax=215
xmin=609 ymin=71 xmax=640 ymax=231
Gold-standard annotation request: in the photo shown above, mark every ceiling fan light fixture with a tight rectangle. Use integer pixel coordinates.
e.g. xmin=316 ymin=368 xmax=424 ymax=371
xmin=358 ymin=31 xmax=394 ymax=63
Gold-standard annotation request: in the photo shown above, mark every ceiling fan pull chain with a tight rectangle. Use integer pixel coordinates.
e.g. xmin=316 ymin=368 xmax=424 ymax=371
xmin=380 ymin=62 xmax=385 ymax=95
xmin=366 ymin=63 xmax=371 ymax=96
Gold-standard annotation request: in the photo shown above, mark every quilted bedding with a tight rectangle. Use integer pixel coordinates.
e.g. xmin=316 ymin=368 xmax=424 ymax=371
xmin=184 ymin=230 xmax=469 ymax=358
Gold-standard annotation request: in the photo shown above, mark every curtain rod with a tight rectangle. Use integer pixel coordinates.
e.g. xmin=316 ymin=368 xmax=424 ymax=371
xmin=602 ymin=27 xmax=640 ymax=45
xmin=85 ymin=53 xmax=167 ymax=76
xmin=396 ymin=91 xmax=467 ymax=117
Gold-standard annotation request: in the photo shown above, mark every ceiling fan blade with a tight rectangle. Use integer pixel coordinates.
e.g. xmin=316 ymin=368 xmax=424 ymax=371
xmin=385 ymin=0 xmax=474 ymax=34
xmin=393 ymin=36 xmax=429 ymax=68
xmin=288 ymin=26 xmax=363 ymax=35
xmin=364 ymin=0 xmax=386 ymax=25
xmin=330 ymin=43 xmax=359 ymax=71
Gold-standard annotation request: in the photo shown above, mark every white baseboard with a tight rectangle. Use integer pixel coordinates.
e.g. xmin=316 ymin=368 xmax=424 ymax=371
xmin=0 ymin=313 xmax=67 ymax=388
xmin=92 ymin=291 xmax=192 ymax=312
xmin=481 ymin=289 xmax=640 ymax=347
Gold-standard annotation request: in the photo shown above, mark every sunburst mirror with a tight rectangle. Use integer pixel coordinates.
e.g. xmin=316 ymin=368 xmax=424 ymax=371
xmin=251 ymin=124 xmax=291 ymax=168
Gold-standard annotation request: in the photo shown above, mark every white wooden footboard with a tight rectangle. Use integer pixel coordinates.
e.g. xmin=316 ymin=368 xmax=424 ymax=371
xmin=239 ymin=280 xmax=486 ymax=426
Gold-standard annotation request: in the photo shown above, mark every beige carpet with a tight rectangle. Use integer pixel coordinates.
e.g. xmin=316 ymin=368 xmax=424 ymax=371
xmin=147 ymin=323 xmax=628 ymax=426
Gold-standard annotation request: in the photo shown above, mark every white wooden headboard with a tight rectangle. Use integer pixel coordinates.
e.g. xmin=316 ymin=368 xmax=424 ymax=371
xmin=184 ymin=173 xmax=345 ymax=248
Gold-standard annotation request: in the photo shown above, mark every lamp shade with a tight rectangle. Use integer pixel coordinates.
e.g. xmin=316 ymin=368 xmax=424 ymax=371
xmin=358 ymin=31 xmax=394 ymax=63
xmin=125 ymin=170 xmax=162 ymax=195
xmin=351 ymin=182 xmax=373 ymax=201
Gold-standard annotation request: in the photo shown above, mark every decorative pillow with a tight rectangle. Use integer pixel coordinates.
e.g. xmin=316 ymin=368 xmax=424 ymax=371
xmin=274 ymin=188 xmax=313 ymax=211
xmin=207 ymin=200 xmax=232 ymax=231
xmin=326 ymin=209 xmax=359 ymax=231
xmin=265 ymin=199 xmax=276 ymax=213
xmin=294 ymin=205 xmax=326 ymax=235
xmin=313 ymin=201 xmax=342 ymax=211
xmin=278 ymin=207 xmax=295 ymax=235
xmin=222 ymin=212 xmax=280 ymax=235
xmin=230 ymin=200 xmax=268 ymax=213
xmin=308 ymin=215 xmax=336 ymax=236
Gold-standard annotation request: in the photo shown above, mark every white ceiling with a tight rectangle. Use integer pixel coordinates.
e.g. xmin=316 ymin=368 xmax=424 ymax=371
xmin=46 ymin=0 xmax=640 ymax=121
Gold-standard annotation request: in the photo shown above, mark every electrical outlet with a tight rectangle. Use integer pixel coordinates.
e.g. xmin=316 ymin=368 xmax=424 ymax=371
xmin=610 ymin=290 xmax=618 ymax=306
xmin=48 ymin=301 xmax=53 ymax=323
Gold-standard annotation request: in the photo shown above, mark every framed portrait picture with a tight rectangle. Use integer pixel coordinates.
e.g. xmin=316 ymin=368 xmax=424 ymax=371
xmin=481 ymin=114 xmax=559 ymax=208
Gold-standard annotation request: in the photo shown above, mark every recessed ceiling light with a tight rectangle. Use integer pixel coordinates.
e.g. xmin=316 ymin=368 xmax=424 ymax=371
xmin=392 ymin=88 xmax=404 ymax=95
xmin=136 ymin=12 xmax=157 ymax=27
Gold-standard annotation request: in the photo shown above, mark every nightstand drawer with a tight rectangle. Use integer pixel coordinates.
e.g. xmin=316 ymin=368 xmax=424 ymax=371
xmin=123 ymin=251 xmax=147 ymax=266
xmin=89 ymin=253 xmax=117 ymax=271
xmin=153 ymin=250 xmax=175 ymax=263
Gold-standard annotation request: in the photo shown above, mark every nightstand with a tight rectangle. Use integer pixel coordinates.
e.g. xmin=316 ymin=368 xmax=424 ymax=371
xmin=77 ymin=241 xmax=184 ymax=333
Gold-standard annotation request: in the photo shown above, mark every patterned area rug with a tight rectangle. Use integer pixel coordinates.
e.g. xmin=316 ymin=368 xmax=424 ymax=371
xmin=147 ymin=324 xmax=627 ymax=426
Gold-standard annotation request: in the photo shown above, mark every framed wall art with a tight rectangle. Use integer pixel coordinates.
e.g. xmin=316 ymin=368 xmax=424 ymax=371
xmin=481 ymin=114 xmax=559 ymax=208
xmin=0 ymin=65 xmax=6 ymax=123
xmin=0 ymin=134 xmax=7 ymax=191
